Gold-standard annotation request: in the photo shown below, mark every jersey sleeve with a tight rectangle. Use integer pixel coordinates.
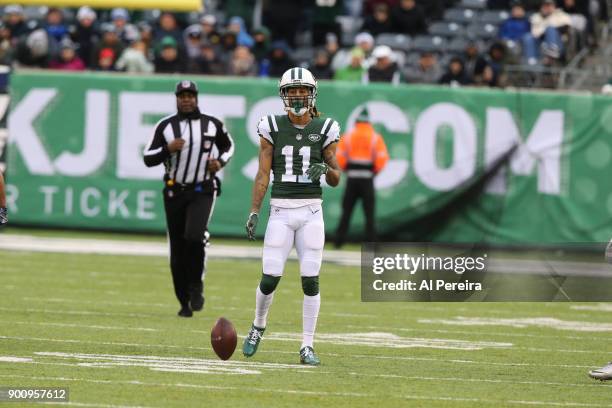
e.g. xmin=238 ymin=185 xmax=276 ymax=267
xmin=143 ymin=118 xmax=171 ymax=167
xmin=323 ymin=119 xmax=340 ymax=149
xmin=257 ymin=115 xmax=274 ymax=145
xmin=214 ymin=119 xmax=235 ymax=166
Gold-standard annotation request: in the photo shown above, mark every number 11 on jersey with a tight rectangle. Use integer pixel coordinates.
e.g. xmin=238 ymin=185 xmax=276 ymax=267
xmin=281 ymin=145 xmax=311 ymax=183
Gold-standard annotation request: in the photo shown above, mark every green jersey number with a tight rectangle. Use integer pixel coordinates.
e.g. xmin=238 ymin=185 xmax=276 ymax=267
xmin=281 ymin=145 xmax=311 ymax=183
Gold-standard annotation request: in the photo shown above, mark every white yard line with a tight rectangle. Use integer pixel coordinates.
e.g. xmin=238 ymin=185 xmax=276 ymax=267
xmin=0 ymin=234 xmax=360 ymax=266
xmin=419 ymin=316 xmax=612 ymax=332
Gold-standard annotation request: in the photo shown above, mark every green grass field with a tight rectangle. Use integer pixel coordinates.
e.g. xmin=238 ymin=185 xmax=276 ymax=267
xmin=1 ymin=234 xmax=612 ymax=407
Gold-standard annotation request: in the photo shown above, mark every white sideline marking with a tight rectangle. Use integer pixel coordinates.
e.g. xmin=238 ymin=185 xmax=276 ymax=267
xmin=0 ymin=356 xmax=33 ymax=362
xmin=0 ymin=307 xmax=154 ymax=319
xmin=35 ymin=352 xmax=312 ymax=376
xmin=0 ymin=234 xmax=360 ymax=266
xmin=419 ymin=316 xmax=612 ymax=332
xmin=571 ymin=303 xmax=612 ymax=312
xmin=0 ymin=373 xmax=608 ymax=407
xmin=346 ymin=324 xmax=612 ymax=342
xmin=13 ymin=321 xmax=160 ymax=332
xmin=267 ymin=332 xmax=512 ymax=350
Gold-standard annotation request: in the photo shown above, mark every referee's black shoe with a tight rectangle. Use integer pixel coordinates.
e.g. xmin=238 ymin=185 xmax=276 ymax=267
xmin=178 ymin=304 xmax=193 ymax=318
xmin=190 ymin=282 xmax=205 ymax=312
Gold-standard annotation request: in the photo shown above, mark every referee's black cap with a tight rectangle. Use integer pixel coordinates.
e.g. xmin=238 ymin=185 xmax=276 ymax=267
xmin=175 ymin=80 xmax=198 ymax=96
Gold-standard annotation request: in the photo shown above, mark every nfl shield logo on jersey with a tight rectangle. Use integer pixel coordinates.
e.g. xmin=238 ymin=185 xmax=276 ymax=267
xmin=203 ymin=140 xmax=212 ymax=149
xmin=308 ymin=134 xmax=321 ymax=142
xmin=296 ymin=134 xmax=303 ymax=141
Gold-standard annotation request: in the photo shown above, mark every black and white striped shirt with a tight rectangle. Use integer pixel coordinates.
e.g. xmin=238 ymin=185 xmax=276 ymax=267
xmin=143 ymin=112 xmax=234 ymax=185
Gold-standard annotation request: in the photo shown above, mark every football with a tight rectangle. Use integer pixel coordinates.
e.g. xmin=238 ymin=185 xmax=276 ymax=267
xmin=210 ymin=317 xmax=237 ymax=360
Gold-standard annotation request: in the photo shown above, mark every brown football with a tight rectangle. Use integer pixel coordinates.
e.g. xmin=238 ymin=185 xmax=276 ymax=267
xmin=210 ymin=317 xmax=237 ymax=360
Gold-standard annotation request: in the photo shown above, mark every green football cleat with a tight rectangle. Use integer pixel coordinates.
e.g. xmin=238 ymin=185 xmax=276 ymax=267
xmin=242 ymin=324 xmax=265 ymax=357
xmin=299 ymin=346 xmax=320 ymax=366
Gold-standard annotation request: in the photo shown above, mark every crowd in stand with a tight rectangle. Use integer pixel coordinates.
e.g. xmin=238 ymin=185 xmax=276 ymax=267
xmin=0 ymin=0 xmax=608 ymax=88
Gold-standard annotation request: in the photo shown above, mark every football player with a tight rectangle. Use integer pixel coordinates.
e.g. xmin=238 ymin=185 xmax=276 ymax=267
xmin=243 ymin=67 xmax=341 ymax=365
xmin=0 ymin=171 xmax=7 ymax=227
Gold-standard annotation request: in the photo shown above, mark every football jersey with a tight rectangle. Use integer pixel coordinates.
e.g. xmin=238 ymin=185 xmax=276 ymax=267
xmin=258 ymin=114 xmax=340 ymax=199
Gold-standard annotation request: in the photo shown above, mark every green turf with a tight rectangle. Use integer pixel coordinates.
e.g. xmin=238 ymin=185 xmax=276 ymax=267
xmin=1 ymin=247 xmax=611 ymax=407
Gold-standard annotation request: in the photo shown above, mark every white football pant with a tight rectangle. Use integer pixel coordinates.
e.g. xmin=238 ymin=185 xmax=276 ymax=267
xmin=262 ymin=204 xmax=325 ymax=277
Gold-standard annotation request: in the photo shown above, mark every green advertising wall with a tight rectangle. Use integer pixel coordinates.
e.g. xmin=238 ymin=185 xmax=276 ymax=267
xmin=6 ymin=71 xmax=612 ymax=244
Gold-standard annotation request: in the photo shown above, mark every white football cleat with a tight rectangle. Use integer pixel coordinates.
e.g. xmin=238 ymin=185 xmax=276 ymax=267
xmin=589 ymin=362 xmax=612 ymax=381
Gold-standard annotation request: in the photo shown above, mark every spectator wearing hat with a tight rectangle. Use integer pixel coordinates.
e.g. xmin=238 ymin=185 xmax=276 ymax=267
xmin=191 ymin=41 xmax=225 ymax=75
xmin=49 ymin=39 xmax=85 ymax=70
xmin=227 ymin=16 xmax=254 ymax=48
xmin=71 ymin=6 xmax=99 ymax=67
xmin=361 ymin=3 xmax=394 ymax=37
xmin=309 ymin=49 xmax=334 ymax=80
xmin=4 ymin=5 xmax=30 ymax=40
xmin=44 ymin=8 xmax=68 ymax=43
xmin=154 ymin=35 xmax=185 ymax=73
xmin=439 ymin=56 xmax=473 ymax=86
xmin=334 ymin=107 xmax=389 ymax=248
xmin=96 ymin=47 xmax=116 ymax=71
xmin=183 ymin=24 xmax=204 ymax=62
xmin=115 ymin=39 xmax=153 ymax=73
xmin=91 ymin=24 xmax=124 ymax=69
xmin=363 ymin=45 xmax=400 ymax=85
xmin=155 ymin=12 xmax=182 ymax=43
xmin=227 ymin=45 xmax=257 ymax=76
xmin=15 ymin=29 xmax=51 ymax=68
xmin=110 ymin=8 xmax=138 ymax=45
xmin=403 ymin=51 xmax=441 ymax=84
xmin=199 ymin=14 xmax=221 ymax=46
xmin=0 ymin=22 xmax=14 ymax=65
xmin=266 ymin=40 xmax=295 ymax=77
xmin=334 ymin=47 xmax=366 ymax=82
xmin=331 ymin=31 xmax=374 ymax=72
xmin=522 ymin=0 xmax=571 ymax=64
xmin=251 ymin=26 xmax=271 ymax=64
xmin=391 ymin=0 xmax=427 ymax=36
xmin=499 ymin=2 xmax=531 ymax=41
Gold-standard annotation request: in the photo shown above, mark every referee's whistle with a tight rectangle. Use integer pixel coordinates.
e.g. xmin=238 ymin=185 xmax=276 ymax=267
xmin=166 ymin=179 xmax=175 ymax=187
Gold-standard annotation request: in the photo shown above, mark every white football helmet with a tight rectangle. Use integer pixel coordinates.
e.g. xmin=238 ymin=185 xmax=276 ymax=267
xmin=279 ymin=67 xmax=318 ymax=116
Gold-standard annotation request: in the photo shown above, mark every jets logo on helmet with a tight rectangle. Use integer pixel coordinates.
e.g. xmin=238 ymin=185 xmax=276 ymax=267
xmin=279 ymin=67 xmax=318 ymax=117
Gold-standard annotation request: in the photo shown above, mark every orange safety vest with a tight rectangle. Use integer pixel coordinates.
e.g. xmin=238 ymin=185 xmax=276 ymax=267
xmin=336 ymin=122 xmax=389 ymax=178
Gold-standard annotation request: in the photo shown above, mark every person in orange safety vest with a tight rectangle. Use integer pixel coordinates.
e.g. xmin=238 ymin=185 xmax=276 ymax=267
xmin=334 ymin=107 xmax=388 ymax=248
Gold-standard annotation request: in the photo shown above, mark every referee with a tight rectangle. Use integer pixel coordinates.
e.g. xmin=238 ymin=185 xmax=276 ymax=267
xmin=144 ymin=80 xmax=235 ymax=317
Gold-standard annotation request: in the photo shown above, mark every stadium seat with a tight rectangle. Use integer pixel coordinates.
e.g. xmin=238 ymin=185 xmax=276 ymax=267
xmin=336 ymin=15 xmax=363 ymax=38
xmin=466 ymin=23 xmax=498 ymax=40
xmin=376 ymin=33 xmax=412 ymax=52
xmin=141 ymin=9 xmax=161 ymax=24
xmin=412 ymin=35 xmax=447 ymax=53
xmin=23 ymin=6 xmax=47 ymax=22
xmin=479 ymin=10 xmax=510 ymax=25
xmin=460 ymin=0 xmax=487 ymax=9
xmin=443 ymin=8 xmax=480 ymax=25
xmin=428 ymin=22 xmax=466 ymax=38
xmin=446 ymin=37 xmax=470 ymax=54
xmin=292 ymin=47 xmax=316 ymax=66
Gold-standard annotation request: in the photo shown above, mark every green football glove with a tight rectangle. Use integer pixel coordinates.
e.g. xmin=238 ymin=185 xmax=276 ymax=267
xmin=305 ymin=163 xmax=328 ymax=182
xmin=246 ymin=212 xmax=259 ymax=241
